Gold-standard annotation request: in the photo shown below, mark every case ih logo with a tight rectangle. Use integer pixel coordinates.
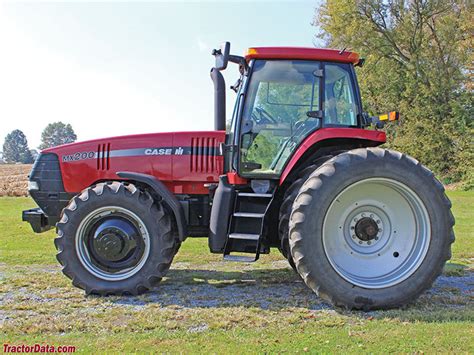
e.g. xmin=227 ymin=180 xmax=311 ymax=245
xmin=144 ymin=147 xmax=184 ymax=156
xmin=62 ymin=151 xmax=95 ymax=162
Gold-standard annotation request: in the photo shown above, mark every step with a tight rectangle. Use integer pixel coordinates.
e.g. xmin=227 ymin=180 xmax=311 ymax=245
xmin=238 ymin=192 xmax=272 ymax=198
xmin=228 ymin=233 xmax=260 ymax=241
xmin=223 ymin=255 xmax=256 ymax=262
xmin=233 ymin=212 xmax=265 ymax=218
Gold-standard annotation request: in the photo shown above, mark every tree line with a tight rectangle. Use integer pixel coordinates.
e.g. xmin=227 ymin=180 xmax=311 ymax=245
xmin=314 ymin=0 xmax=472 ymax=189
xmin=1 ymin=122 xmax=77 ymax=164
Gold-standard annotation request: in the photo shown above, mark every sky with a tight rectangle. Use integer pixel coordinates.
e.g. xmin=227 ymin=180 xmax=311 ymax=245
xmin=0 ymin=0 xmax=321 ymax=150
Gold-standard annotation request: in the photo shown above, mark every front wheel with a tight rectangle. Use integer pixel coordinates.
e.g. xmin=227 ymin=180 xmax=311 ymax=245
xmin=55 ymin=182 xmax=180 ymax=295
xmin=289 ymin=148 xmax=455 ymax=310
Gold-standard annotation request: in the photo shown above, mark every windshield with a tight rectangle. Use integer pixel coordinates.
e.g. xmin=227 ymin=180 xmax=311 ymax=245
xmin=240 ymin=60 xmax=322 ymax=176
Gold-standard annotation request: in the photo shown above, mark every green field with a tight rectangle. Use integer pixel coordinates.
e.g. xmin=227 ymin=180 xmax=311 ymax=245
xmin=1 ymin=192 xmax=473 ymax=353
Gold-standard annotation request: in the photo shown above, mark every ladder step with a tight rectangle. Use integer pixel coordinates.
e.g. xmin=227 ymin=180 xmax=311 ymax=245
xmin=238 ymin=192 xmax=272 ymax=198
xmin=229 ymin=233 xmax=260 ymax=241
xmin=224 ymin=255 xmax=256 ymax=262
xmin=233 ymin=212 xmax=265 ymax=218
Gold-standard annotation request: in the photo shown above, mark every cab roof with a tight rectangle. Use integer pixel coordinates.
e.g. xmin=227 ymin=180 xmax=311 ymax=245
xmin=245 ymin=47 xmax=360 ymax=65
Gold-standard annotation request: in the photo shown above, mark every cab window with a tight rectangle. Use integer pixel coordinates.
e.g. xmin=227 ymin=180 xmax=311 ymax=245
xmin=324 ymin=63 xmax=358 ymax=126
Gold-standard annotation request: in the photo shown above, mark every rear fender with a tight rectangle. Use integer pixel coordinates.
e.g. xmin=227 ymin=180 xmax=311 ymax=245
xmin=279 ymin=128 xmax=386 ymax=185
xmin=116 ymin=172 xmax=187 ymax=241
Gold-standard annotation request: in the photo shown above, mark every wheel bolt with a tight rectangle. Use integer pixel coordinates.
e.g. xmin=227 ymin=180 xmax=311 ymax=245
xmin=352 ymin=235 xmax=356 ymax=239
xmin=359 ymin=241 xmax=362 ymax=244
xmin=361 ymin=213 xmax=366 ymax=217
xmin=376 ymin=220 xmax=381 ymax=224
xmin=354 ymin=218 xmax=358 ymax=222
xmin=370 ymin=214 xmax=374 ymax=218
xmin=367 ymin=241 xmax=371 ymax=245
xmin=375 ymin=237 xmax=379 ymax=240
xmin=351 ymin=226 xmax=355 ymax=230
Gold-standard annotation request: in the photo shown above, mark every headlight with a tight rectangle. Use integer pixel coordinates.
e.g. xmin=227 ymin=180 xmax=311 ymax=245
xmin=28 ymin=181 xmax=39 ymax=191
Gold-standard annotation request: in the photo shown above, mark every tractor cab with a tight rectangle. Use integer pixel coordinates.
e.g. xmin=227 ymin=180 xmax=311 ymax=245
xmin=211 ymin=43 xmax=364 ymax=179
xmin=208 ymin=43 xmax=381 ymax=262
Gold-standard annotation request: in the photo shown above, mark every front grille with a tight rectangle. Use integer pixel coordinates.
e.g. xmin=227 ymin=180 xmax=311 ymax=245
xmin=30 ymin=153 xmax=63 ymax=191
xmin=29 ymin=153 xmax=72 ymax=223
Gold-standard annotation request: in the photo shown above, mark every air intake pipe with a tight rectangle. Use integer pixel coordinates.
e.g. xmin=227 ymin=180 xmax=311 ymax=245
xmin=210 ymin=68 xmax=226 ymax=131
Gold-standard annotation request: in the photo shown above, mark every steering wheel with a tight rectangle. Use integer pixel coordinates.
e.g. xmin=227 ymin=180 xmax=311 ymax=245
xmin=252 ymin=107 xmax=278 ymax=124
xmin=292 ymin=118 xmax=321 ymax=139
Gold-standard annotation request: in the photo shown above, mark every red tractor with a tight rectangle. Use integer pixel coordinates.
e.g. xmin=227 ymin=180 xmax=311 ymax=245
xmin=23 ymin=43 xmax=454 ymax=310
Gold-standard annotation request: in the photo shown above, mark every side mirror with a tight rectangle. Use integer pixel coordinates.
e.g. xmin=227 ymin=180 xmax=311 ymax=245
xmin=361 ymin=112 xmax=371 ymax=127
xmin=212 ymin=42 xmax=230 ymax=70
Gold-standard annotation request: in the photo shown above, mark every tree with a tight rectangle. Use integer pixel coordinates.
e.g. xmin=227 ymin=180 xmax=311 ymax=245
xmin=30 ymin=149 xmax=39 ymax=160
xmin=39 ymin=122 xmax=77 ymax=150
xmin=314 ymin=0 xmax=473 ymax=188
xmin=2 ymin=129 xmax=34 ymax=163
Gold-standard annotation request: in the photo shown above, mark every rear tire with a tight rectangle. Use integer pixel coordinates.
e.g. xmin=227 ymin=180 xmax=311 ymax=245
xmin=278 ymin=155 xmax=334 ymax=270
xmin=55 ymin=182 xmax=180 ymax=295
xmin=289 ymin=148 xmax=454 ymax=310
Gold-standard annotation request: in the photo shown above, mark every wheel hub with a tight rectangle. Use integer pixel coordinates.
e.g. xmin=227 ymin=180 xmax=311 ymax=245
xmin=349 ymin=211 xmax=384 ymax=246
xmin=93 ymin=225 xmax=137 ymax=262
xmin=355 ymin=217 xmax=379 ymax=241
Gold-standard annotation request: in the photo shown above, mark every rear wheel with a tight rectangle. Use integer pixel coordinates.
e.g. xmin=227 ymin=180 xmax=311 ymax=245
xmin=55 ymin=182 xmax=180 ymax=295
xmin=289 ymin=148 xmax=454 ymax=310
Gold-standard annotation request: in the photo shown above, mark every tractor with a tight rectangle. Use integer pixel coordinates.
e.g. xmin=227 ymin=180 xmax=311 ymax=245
xmin=23 ymin=43 xmax=454 ymax=310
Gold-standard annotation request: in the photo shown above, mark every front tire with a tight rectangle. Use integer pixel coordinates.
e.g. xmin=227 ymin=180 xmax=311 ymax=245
xmin=289 ymin=148 xmax=454 ymax=310
xmin=55 ymin=182 xmax=180 ymax=295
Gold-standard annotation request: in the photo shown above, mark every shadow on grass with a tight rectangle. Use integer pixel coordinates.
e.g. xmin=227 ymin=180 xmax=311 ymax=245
xmin=107 ymin=267 xmax=473 ymax=322
xmin=110 ymin=268 xmax=333 ymax=310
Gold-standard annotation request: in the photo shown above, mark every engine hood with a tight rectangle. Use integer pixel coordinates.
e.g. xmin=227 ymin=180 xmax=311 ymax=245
xmin=41 ymin=131 xmax=226 ymax=194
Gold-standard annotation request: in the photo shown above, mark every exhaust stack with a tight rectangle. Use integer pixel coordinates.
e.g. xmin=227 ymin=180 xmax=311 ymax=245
xmin=210 ymin=68 xmax=226 ymax=131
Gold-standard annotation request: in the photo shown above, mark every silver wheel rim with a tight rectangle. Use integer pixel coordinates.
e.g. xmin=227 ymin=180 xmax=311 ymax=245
xmin=322 ymin=178 xmax=431 ymax=289
xmin=76 ymin=206 xmax=151 ymax=281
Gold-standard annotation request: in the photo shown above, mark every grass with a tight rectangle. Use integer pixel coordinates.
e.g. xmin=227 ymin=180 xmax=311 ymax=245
xmin=0 ymin=191 xmax=473 ymax=353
